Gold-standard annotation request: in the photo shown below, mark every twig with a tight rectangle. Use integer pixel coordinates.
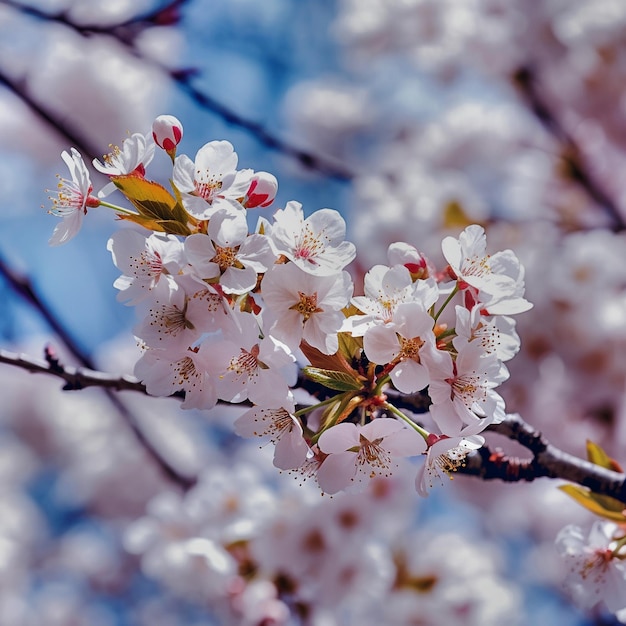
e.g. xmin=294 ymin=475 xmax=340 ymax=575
xmin=0 ymin=347 xmax=146 ymax=393
xmin=1 ymin=0 xmax=355 ymax=181
xmin=513 ymin=65 xmax=626 ymax=231
xmin=0 ymin=254 xmax=195 ymax=489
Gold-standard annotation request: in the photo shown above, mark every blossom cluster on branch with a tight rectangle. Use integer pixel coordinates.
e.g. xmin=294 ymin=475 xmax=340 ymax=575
xmin=47 ymin=114 xmax=532 ymax=499
xmin=45 ymin=113 xmax=626 ymax=623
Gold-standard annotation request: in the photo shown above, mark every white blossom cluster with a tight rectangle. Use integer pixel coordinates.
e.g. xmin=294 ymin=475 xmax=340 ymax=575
xmin=0 ymin=358 xmax=525 ymax=626
xmin=124 ymin=464 xmax=523 ymax=626
xmin=47 ymin=114 xmax=531 ymax=499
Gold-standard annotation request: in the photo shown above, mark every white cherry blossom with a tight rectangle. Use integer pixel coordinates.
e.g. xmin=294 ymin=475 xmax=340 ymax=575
xmin=48 ymin=148 xmax=97 ymax=246
xmin=442 ymin=224 xmax=532 ymax=314
xmin=133 ymin=275 xmax=229 ymax=350
xmin=270 ymin=200 xmax=356 ymax=275
xmin=134 ymin=343 xmax=218 ymax=410
xmin=416 ymin=428 xmax=485 ymax=497
xmin=234 ymin=400 xmax=311 ymax=470
xmin=452 ymin=305 xmax=520 ymax=362
xmin=347 ymin=264 xmax=439 ymax=336
xmin=92 ymin=132 xmax=155 ymax=197
xmin=426 ymin=342 xmax=508 ymax=435
xmin=184 ymin=209 xmax=276 ymax=295
xmin=261 ymin=262 xmax=353 ymax=355
xmin=210 ymin=310 xmax=294 ymax=406
xmin=172 ymin=140 xmax=251 ymax=219
xmin=107 ymin=229 xmax=184 ymax=305
xmin=316 ymin=418 xmax=426 ymax=494
xmin=363 ymin=301 xmax=437 ymax=394
xmin=556 ymin=521 xmax=626 ymax=614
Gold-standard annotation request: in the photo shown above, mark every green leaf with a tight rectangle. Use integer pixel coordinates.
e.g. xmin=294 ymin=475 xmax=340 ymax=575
xmin=587 ymin=439 xmax=624 ymax=472
xmin=303 ymin=367 xmax=363 ymax=392
xmin=117 ymin=212 xmax=167 ymax=233
xmin=337 ymin=331 xmax=363 ymax=361
xmin=559 ymin=484 xmax=626 ymax=522
xmin=155 ymin=219 xmax=191 ymax=236
xmin=111 ymin=175 xmax=192 ymax=235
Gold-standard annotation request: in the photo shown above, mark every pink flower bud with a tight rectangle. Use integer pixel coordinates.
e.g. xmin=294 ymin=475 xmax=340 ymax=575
xmin=387 ymin=242 xmax=431 ymax=279
xmin=152 ymin=114 xmax=183 ymax=155
xmin=243 ymin=171 xmax=278 ymax=208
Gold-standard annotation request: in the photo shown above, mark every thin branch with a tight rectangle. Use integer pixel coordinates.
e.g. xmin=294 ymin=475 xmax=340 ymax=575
xmin=0 ymin=71 xmax=102 ymax=165
xmin=513 ymin=65 xmax=626 ymax=231
xmin=0 ymin=347 xmax=146 ymax=393
xmin=0 ymin=253 xmax=195 ymax=489
xmin=1 ymin=0 xmax=355 ymax=181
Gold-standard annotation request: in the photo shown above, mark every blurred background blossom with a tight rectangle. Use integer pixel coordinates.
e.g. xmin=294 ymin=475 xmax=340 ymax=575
xmin=2 ymin=0 xmax=626 ymax=624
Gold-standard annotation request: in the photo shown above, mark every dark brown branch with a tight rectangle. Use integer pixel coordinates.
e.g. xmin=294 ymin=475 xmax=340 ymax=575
xmin=0 ymin=71 xmax=102 ymax=167
xmin=460 ymin=414 xmax=626 ymax=504
xmin=0 ymin=347 xmax=146 ymax=393
xmin=4 ymin=344 xmax=626 ymax=502
xmin=0 ymin=254 xmax=195 ymax=489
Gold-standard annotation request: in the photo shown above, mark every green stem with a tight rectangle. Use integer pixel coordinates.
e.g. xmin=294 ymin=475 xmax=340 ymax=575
xmin=373 ymin=374 xmax=391 ymax=396
xmin=385 ymin=402 xmax=430 ymax=441
xmin=437 ymin=327 xmax=457 ymax=339
xmin=433 ymin=285 xmax=459 ymax=322
xmin=98 ymin=200 xmax=139 ymax=216
xmin=294 ymin=394 xmax=343 ymax=418
xmin=309 ymin=392 xmax=358 ymax=444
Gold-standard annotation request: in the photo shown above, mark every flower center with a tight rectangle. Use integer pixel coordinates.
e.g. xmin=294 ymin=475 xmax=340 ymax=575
xmin=194 ymin=177 xmax=223 ymax=202
xmin=579 ymin=548 xmax=614 ymax=581
xmin=151 ymin=304 xmax=194 ymax=337
xmin=294 ymin=224 xmax=323 ymax=264
xmin=228 ymin=344 xmax=260 ymax=376
xmin=49 ymin=178 xmax=92 ymax=216
xmin=264 ymin=408 xmax=297 ymax=442
xmin=435 ymin=447 xmax=468 ymax=475
xmin=399 ymin=335 xmax=424 ymax=361
xmin=211 ymin=245 xmax=238 ymax=271
xmin=174 ymin=355 xmax=197 ymax=385
xmin=463 ymin=254 xmax=491 ymax=278
xmin=290 ymin=291 xmax=324 ymax=321
xmin=357 ymin=434 xmax=391 ymax=470
xmin=446 ymin=374 xmax=484 ymax=406
xmin=132 ymin=249 xmax=163 ymax=279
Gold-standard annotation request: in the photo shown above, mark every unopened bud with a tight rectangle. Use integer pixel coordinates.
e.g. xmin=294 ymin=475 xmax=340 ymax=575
xmin=243 ymin=171 xmax=278 ymax=208
xmin=387 ymin=242 xmax=430 ymax=280
xmin=152 ymin=114 xmax=183 ymax=159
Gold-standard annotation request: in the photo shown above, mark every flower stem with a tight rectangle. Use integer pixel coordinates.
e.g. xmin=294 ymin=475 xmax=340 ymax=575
xmin=294 ymin=394 xmax=344 ymax=418
xmin=384 ymin=402 xmax=430 ymax=440
xmin=98 ymin=200 xmax=139 ymax=216
xmin=373 ymin=373 xmax=391 ymax=396
xmin=433 ymin=285 xmax=459 ymax=322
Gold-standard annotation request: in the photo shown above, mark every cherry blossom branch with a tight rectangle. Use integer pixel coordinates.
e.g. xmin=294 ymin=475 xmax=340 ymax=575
xmin=513 ymin=65 xmax=626 ymax=231
xmin=3 ymin=338 xmax=626 ymax=502
xmin=0 ymin=0 xmax=355 ymax=181
xmin=461 ymin=413 xmax=626 ymax=504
